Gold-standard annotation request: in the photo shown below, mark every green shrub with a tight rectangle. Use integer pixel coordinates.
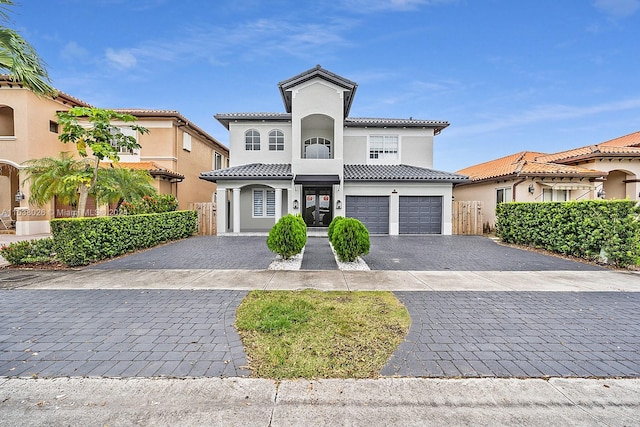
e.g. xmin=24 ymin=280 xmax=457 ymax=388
xmin=0 ymin=238 xmax=55 ymax=265
xmin=120 ymin=194 xmax=178 ymax=215
xmin=267 ymin=214 xmax=307 ymax=259
xmin=327 ymin=216 xmax=344 ymax=244
xmin=50 ymin=210 xmax=196 ymax=266
xmin=496 ymin=200 xmax=640 ymax=267
xmin=332 ymin=218 xmax=370 ymax=262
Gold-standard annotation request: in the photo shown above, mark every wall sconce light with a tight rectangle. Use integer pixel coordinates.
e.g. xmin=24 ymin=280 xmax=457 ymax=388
xmin=293 ymin=199 xmax=299 ymax=210
xmin=15 ymin=189 xmax=25 ymax=202
xmin=528 ymin=184 xmax=534 ymax=194
xmin=336 ymin=200 xmax=342 ymax=210
xmin=597 ymin=189 xmax=606 ymax=199
xmin=392 ymin=189 xmax=398 ymax=194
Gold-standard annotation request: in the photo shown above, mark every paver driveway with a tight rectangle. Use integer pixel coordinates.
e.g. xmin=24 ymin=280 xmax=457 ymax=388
xmin=88 ymin=235 xmax=602 ymax=271
xmin=364 ymin=236 xmax=604 ymax=271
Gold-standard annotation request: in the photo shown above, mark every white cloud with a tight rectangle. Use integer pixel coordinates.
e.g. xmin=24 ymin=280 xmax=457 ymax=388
xmin=449 ymin=97 xmax=640 ymax=136
xmin=593 ymin=0 xmax=640 ymax=17
xmin=341 ymin=0 xmax=456 ymax=13
xmin=60 ymin=41 xmax=89 ymax=62
xmin=105 ymin=48 xmax=137 ymax=70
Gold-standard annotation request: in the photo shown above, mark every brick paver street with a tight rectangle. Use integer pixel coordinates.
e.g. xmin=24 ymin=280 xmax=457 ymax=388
xmin=2 ymin=288 xmax=639 ymax=379
xmin=0 ymin=290 xmax=249 ymax=378
xmin=383 ymin=291 xmax=640 ymax=377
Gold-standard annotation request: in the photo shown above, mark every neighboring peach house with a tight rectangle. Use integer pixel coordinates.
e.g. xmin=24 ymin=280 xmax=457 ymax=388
xmin=0 ymin=77 xmax=228 ymax=235
xmin=454 ymin=130 xmax=640 ymax=229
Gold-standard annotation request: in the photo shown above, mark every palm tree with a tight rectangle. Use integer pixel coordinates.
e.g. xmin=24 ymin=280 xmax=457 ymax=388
xmin=0 ymin=0 xmax=56 ymax=96
xmin=94 ymin=165 xmax=157 ymax=213
xmin=22 ymin=153 xmax=92 ymax=210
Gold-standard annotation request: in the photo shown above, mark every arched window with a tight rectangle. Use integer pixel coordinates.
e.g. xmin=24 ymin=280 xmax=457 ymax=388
xmin=245 ymin=129 xmax=260 ymax=150
xmin=269 ymin=130 xmax=284 ymax=151
xmin=304 ymin=137 xmax=332 ymax=159
xmin=0 ymin=106 xmax=15 ymax=137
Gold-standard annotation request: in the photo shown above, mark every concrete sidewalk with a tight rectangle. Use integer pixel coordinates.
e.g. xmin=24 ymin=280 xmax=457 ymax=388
xmin=3 ymin=268 xmax=640 ymax=291
xmin=1 ymin=377 xmax=639 ymax=426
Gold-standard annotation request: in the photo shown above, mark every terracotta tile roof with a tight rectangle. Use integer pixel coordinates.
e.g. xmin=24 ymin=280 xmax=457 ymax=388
xmin=100 ymin=161 xmax=184 ymax=179
xmin=536 ymin=144 xmax=640 ymax=163
xmin=344 ymin=164 xmax=467 ymax=182
xmin=456 ymin=151 xmax=605 ymax=182
xmin=598 ymin=130 xmax=640 ymax=147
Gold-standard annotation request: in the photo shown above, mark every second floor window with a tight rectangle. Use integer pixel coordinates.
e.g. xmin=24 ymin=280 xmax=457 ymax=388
xmin=214 ymin=152 xmax=222 ymax=170
xmin=269 ymin=130 xmax=284 ymax=151
xmin=245 ymin=129 xmax=260 ymax=150
xmin=303 ymin=137 xmax=332 ymax=159
xmin=369 ymin=135 xmax=398 ymax=160
xmin=110 ymin=127 xmax=139 ymax=155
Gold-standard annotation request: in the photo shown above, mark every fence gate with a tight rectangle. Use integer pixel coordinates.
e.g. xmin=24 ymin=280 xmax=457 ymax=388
xmin=452 ymin=201 xmax=483 ymax=235
xmin=189 ymin=202 xmax=217 ymax=236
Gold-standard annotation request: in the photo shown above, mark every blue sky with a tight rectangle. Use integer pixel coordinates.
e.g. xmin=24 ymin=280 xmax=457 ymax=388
xmin=10 ymin=0 xmax=640 ymax=172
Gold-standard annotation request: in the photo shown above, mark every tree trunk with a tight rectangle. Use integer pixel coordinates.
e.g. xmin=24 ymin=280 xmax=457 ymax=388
xmin=77 ymin=185 xmax=89 ymax=217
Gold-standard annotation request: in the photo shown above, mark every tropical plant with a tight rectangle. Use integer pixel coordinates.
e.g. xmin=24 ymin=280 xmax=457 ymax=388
xmin=93 ymin=166 xmax=157 ymax=213
xmin=21 ymin=152 xmax=92 ymax=208
xmin=0 ymin=0 xmax=55 ymax=96
xmin=56 ymin=107 xmax=149 ymax=216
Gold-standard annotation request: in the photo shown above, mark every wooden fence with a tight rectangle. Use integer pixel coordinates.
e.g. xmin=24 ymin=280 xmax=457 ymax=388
xmin=189 ymin=202 xmax=216 ymax=236
xmin=452 ymin=201 xmax=483 ymax=235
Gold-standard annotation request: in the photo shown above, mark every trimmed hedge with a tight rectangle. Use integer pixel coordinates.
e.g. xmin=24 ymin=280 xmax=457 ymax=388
xmin=0 ymin=238 xmax=54 ymax=265
xmin=496 ymin=200 xmax=640 ymax=267
xmin=50 ymin=210 xmax=197 ymax=266
xmin=267 ymin=214 xmax=307 ymax=259
xmin=332 ymin=217 xmax=370 ymax=262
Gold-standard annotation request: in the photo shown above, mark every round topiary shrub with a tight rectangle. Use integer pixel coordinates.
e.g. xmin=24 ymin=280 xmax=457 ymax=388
xmin=267 ymin=214 xmax=307 ymax=259
xmin=327 ymin=216 xmax=344 ymax=243
xmin=332 ymin=217 xmax=370 ymax=262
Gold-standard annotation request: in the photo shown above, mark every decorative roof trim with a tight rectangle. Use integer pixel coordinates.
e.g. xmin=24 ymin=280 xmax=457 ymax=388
xmin=278 ymin=65 xmax=358 ymax=117
xmin=345 ymin=117 xmax=450 ymax=134
xmin=214 ymin=112 xmax=292 ymax=129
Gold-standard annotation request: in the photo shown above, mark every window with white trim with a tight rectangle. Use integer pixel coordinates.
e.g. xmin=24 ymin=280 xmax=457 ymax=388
xmin=369 ymin=135 xmax=398 ymax=160
xmin=303 ymin=137 xmax=332 ymax=159
xmin=110 ymin=126 xmax=139 ymax=155
xmin=253 ymin=189 xmax=275 ymax=217
xmin=213 ymin=152 xmax=222 ymax=170
xmin=183 ymin=132 xmax=192 ymax=152
xmin=269 ymin=129 xmax=284 ymax=151
xmin=245 ymin=129 xmax=260 ymax=150
xmin=543 ymin=188 xmax=568 ymax=202
xmin=496 ymin=187 xmax=512 ymax=204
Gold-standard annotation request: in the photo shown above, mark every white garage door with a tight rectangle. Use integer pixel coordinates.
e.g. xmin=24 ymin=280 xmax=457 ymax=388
xmin=399 ymin=196 xmax=442 ymax=234
xmin=345 ymin=196 xmax=389 ymax=234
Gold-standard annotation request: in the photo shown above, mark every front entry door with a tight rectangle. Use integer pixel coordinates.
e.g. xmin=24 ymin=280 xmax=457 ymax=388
xmin=303 ymin=187 xmax=332 ymax=227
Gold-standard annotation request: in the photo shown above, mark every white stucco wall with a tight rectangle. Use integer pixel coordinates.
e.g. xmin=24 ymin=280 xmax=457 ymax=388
xmin=228 ymin=122 xmax=292 ymax=167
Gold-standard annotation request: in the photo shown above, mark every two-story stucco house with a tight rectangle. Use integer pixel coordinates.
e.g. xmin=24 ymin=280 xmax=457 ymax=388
xmin=200 ymin=66 xmax=467 ymax=235
xmin=0 ymin=76 xmax=229 ymax=235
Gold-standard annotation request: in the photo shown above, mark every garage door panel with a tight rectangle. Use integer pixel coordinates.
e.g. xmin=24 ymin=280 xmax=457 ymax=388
xmin=346 ymin=196 xmax=389 ymax=234
xmin=399 ymin=196 xmax=442 ymax=234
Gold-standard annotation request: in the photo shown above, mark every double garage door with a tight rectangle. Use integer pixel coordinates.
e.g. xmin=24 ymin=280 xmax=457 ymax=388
xmin=345 ymin=195 xmax=442 ymax=234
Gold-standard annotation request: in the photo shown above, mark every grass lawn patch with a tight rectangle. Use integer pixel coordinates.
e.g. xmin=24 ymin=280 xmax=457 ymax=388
xmin=235 ymin=290 xmax=410 ymax=379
